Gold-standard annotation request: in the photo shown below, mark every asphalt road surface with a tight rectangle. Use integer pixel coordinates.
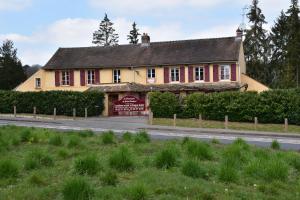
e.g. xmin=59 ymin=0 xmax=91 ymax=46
xmin=0 ymin=116 xmax=299 ymax=151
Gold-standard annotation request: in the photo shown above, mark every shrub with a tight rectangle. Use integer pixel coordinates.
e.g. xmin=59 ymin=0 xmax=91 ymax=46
xmin=20 ymin=129 xmax=31 ymax=142
xmin=0 ymin=160 xmax=19 ymax=179
xmin=127 ymin=184 xmax=148 ymax=200
xmin=0 ymin=90 xmax=104 ymax=117
xmin=62 ymin=177 xmax=94 ymax=200
xmin=49 ymin=135 xmax=63 ymax=146
xmin=24 ymin=150 xmax=54 ymax=170
xmin=68 ymin=136 xmax=81 ymax=148
xmin=101 ymin=170 xmax=118 ymax=186
xmin=109 ymin=146 xmax=135 ymax=171
xmin=101 ymin=131 xmax=116 ymax=144
xmin=155 ymin=146 xmax=178 ymax=169
xmin=134 ymin=130 xmax=150 ymax=144
xmin=181 ymin=160 xmax=208 ymax=179
xmin=186 ymin=140 xmax=213 ymax=160
xmin=74 ymin=155 xmax=99 ymax=175
xmin=122 ymin=132 xmax=133 ymax=142
xmin=271 ymin=140 xmax=280 ymax=150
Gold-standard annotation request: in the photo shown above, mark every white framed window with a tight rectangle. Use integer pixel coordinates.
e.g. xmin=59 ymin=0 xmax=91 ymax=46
xmin=35 ymin=78 xmax=41 ymax=89
xmin=195 ymin=66 xmax=204 ymax=81
xmin=87 ymin=70 xmax=95 ymax=85
xmin=61 ymin=71 xmax=70 ymax=85
xmin=220 ymin=65 xmax=230 ymax=80
xmin=147 ymin=68 xmax=156 ymax=79
xmin=170 ymin=67 xmax=180 ymax=82
xmin=113 ymin=69 xmax=121 ymax=83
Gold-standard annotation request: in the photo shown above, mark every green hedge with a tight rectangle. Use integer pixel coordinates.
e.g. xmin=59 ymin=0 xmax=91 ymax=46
xmin=0 ymin=91 xmax=104 ymax=117
xmin=149 ymin=90 xmax=300 ymax=125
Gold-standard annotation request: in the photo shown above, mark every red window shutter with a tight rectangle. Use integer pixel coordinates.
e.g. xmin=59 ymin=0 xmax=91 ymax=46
xmin=231 ymin=64 xmax=237 ymax=81
xmin=55 ymin=71 xmax=60 ymax=87
xmin=213 ymin=65 xmax=219 ymax=82
xmin=180 ymin=66 xmax=185 ymax=83
xmin=80 ymin=70 xmax=86 ymax=86
xmin=70 ymin=70 xmax=74 ymax=86
xmin=95 ymin=69 xmax=100 ymax=84
xmin=164 ymin=67 xmax=169 ymax=83
xmin=188 ymin=66 xmax=194 ymax=82
xmin=204 ymin=65 xmax=210 ymax=82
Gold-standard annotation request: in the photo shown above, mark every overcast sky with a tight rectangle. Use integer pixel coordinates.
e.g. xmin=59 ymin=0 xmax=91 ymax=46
xmin=0 ymin=0 xmax=291 ymax=65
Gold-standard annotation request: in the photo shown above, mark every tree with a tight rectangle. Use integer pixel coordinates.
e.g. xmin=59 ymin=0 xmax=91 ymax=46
xmin=92 ymin=14 xmax=119 ymax=46
xmin=285 ymin=0 xmax=300 ymax=87
xmin=127 ymin=22 xmax=141 ymax=44
xmin=269 ymin=11 xmax=289 ymax=87
xmin=244 ymin=0 xmax=270 ymax=85
xmin=0 ymin=40 xmax=26 ymax=90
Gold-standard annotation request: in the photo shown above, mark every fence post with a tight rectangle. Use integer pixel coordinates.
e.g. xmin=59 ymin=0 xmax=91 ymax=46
xmin=173 ymin=114 xmax=177 ymax=127
xmin=85 ymin=108 xmax=88 ymax=119
xmin=13 ymin=106 xmax=16 ymax=118
xmin=225 ymin=115 xmax=228 ymax=129
xmin=254 ymin=117 xmax=258 ymax=130
xmin=199 ymin=114 xmax=202 ymax=128
xmin=148 ymin=111 xmax=153 ymax=125
xmin=73 ymin=108 xmax=76 ymax=120
xmin=284 ymin=118 xmax=288 ymax=132
xmin=53 ymin=108 xmax=56 ymax=120
xmin=33 ymin=107 xmax=36 ymax=119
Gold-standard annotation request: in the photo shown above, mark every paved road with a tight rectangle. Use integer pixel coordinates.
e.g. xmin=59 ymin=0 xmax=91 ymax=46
xmin=0 ymin=116 xmax=300 ymax=150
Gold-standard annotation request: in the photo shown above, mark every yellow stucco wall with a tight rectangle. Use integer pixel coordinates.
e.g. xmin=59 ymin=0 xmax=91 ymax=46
xmin=241 ymin=74 xmax=269 ymax=93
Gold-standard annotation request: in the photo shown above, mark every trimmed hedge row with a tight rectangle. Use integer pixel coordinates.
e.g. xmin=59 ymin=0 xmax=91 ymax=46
xmin=0 ymin=91 xmax=104 ymax=117
xmin=149 ymin=89 xmax=300 ymax=125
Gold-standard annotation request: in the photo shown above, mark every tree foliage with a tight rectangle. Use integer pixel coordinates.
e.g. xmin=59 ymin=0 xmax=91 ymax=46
xmin=127 ymin=22 xmax=141 ymax=44
xmin=0 ymin=40 xmax=26 ymax=90
xmin=92 ymin=14 xmax=119 ymax=46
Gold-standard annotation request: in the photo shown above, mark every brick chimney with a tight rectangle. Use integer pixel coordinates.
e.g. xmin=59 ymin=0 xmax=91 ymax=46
xmin=141 ymin=33 xmax=150 ymax=47
xmin=236 ymin=28 xmax=243 ymax=40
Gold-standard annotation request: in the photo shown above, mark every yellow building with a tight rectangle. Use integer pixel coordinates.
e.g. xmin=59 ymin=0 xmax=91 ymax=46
xmin=16 ymin=31 xmax=268 ymax=116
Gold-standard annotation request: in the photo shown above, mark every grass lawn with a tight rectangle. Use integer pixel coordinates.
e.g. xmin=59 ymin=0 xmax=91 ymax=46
xmin=153 ymin=118 xmax=300 ymax=134
xmin=0 ymin=126 xmax=300 ymax=200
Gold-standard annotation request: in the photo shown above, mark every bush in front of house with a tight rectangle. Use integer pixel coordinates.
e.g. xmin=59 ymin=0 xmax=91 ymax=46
xmin=0 ymin=90 xmax=104 ymax=117
xmin=149 ymin=89 xmax=300 ymax=125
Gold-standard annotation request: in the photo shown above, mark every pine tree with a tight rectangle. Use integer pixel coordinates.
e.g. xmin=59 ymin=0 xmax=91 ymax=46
xmin=285 ymin=0 xmax=300 ymax=88
xmin=127 ymin=22 xmax=141 ymax=44
xmin=0 ymin=40 xmax=26 ymax=90
xmin=93 ymin=14 xmax=119 ymax=46
xmin=269 ymin=11 xmax=289 ymax=87
xmin=244 ymin=0 xmax=270 ymax=84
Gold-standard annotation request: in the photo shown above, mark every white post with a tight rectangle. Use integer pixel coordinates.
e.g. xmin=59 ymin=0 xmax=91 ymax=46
xmin=13 ymin=106 xmax=16 ymax=118
xmin=53 ymin=108 xmax=56 ymax=120
xmin=284 ymin=118 xmax=288 ymax=132
xmin=33 ymin=107 xmax=36 ymax=119
xmin=173 ymin=114 xmax=177 ymax=127
xmin=225 ymin=115 xmax=228 ymax=129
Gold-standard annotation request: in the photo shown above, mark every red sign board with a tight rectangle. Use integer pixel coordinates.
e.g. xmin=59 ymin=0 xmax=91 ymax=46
xmin=113 ymin=96 xmax=145 ymax=112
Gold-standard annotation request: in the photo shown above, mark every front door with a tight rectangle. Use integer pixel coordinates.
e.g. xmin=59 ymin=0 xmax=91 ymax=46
xmin=108 ymin=94 xmax=119 ymax=116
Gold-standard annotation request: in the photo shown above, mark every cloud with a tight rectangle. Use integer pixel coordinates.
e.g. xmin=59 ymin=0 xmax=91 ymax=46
xmin=0 ymin=0 xmax=32 ymax=11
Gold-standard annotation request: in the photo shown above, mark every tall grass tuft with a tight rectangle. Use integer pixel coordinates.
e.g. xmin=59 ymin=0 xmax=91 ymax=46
xmin=271 ymin=140 xmax=280 ymax=150
xmin=28 ymin=173 xmax=46 ymax=186
xmin=74 ymin=155 xmax=100 ymax=175
xmin=263 ymin=158 xmax=288 ymax=181
xmin=127 ymin=183 xmax=148 ymax=200
xmin=134 ymin=130 xmax=150 ymax=144
xmin=49 ymin=135 xmax=63 ymax=146
xmin=0 ymin=160 xmax=19 ymax=179
xmin=101 ymin=131 xmax=116 ymax=144
xmin=101 ymin=170 xmax=118 ymax=186
xmin=79 ymin=130 xmax=94 ymax=138
xmin=109 ymin=146 xmax=135 ymax=171
xmin=68 ymin=135 xmax=81 ymax=148
xmin=122 ymin=132 xmax=133 ymax=142
xmin=155 ymin=145 xmax=178 ymax=169
xmin=24 ymin=150 xmax=54 ymax=170
xmin=186 ymin=140 xmax=213 ymax=160
xmin=20 ymin=129 xmax=31 ymax=142
xmin=218 ymin=163 xmax=239 ymax=183
xmin=62 ymin=177 xmax=94 ymax=200
xmin=181 ymin=160 xmax=208 ymax=179
xmin=233 ymin=138 xmax=250 ymax=151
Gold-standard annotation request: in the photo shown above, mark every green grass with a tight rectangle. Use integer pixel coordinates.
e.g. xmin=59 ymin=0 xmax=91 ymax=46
xmin=153 ymin=118 xmax=300 ymax=134
xmin=1 ymin=125 xmax=300 ymax=200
